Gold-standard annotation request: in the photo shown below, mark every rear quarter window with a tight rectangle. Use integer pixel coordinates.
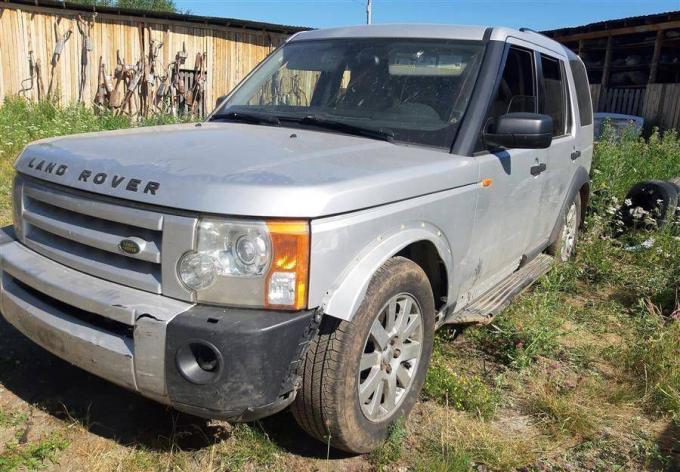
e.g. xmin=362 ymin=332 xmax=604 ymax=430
xmin=569 ymin=59 xmax=593 ymax=126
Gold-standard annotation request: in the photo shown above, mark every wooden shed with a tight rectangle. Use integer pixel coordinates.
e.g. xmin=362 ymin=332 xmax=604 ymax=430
xmin=544 ymin=11 xmax=680 ymax=131
xmin=0 ymin=0 xmax=306 ymax=114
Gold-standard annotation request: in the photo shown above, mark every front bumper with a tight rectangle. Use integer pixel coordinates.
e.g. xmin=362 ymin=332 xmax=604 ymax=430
xmin=0 ymin=227 xmax=318 ymax=421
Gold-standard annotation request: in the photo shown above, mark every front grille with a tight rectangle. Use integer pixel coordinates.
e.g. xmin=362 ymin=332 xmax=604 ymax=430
xmin=15 ymin=177 xmax=197 ymax=299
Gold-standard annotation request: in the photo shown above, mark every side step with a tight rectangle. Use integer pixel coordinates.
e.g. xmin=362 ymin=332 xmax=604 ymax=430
xmin=444 ymin=254 xmax=554 ymax=326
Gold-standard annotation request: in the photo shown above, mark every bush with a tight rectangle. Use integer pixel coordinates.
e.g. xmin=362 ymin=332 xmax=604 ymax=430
xmin=423 ymin=360 xmax=499 ymax=420
xmin=0 ymin=97 xmax=191 ymax=224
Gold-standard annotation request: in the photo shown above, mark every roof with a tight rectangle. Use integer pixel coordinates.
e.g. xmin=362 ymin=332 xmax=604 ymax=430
xmin=292 ymin=24 xmax=570 ymax=58
xmin=542 ymin=10 xmax=680 ymax=38
xmin=292 ymin=24 xmax=490 ymax=42
xmin=4 ymin=0 xmax=309 ymax=34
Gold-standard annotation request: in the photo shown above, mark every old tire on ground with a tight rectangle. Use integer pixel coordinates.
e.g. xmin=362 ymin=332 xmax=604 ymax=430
xmin=291 ymin=256 xmax=435 ymax=453
xmin=620 ymin=180 xmax=679 ymax=230
xmin=548 ymin=192 xmax=582 ymax=262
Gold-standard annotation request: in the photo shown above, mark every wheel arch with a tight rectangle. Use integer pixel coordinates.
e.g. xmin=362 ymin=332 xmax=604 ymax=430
xmin=549 ymin=166 xmax=590 ymax=245
xmin=320 ymin=224 xmax=452 ymax=322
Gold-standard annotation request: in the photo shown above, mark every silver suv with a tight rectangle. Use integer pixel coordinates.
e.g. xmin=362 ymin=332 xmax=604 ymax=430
xmin=0 ymin=25 xmax=593 ymax=453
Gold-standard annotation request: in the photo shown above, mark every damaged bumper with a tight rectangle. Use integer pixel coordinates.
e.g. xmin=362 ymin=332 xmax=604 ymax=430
xmin=0 ymin=227 xmax=317 ymax=421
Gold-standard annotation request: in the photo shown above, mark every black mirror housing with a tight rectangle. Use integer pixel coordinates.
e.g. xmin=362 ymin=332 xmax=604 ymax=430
xmin=484 ymin=113 xmax=553 ymax=150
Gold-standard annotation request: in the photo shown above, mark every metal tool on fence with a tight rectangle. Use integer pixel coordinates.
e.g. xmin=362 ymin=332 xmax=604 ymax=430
xmin=34 ymin=58 xmax=45 ymax=101
xmin=77 ymin=14 xmax=95 ymax=103
xmin=47 ymin=22 xmax=72 ymax=99
xmin=109 ymin=51 xmax=126 ymax=108
xmin=169 ymin=42 xmax=188 ymax=116
xmin=19 ymin=51 xmax=37 ymax=97
xmin=190 ymin=52 xmax=207 ymax=116
xmin=94 ymin=56 xmax=110 ymax=107
xmin=117 ymin=60 xmax=143 ymax=116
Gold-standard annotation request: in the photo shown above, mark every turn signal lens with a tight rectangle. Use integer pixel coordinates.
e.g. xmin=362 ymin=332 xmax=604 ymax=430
xmin=265 ymin=221 xmax=310 ymax=310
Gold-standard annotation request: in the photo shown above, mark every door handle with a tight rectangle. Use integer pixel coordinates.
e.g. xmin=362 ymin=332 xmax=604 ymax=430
xmin=530 ymin=163 xmax=546 ymax=176
xmin=571 ymin=150 xmax=581 ymax=160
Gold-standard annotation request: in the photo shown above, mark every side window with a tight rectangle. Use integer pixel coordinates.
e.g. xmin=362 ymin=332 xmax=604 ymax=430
xmin=487 ymin=47 xmax=537 ymax=122
xmin=540 ymin=54 xmax=568 ymax=137
xmin=569 ymin=59 xmax=593 ymax=126
xmin=477 ymin=46 xmax=536 ymax=151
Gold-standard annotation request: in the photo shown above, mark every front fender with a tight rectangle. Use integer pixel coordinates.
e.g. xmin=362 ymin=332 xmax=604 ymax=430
xmin=321 ymin=222 xmax=452 ymax=321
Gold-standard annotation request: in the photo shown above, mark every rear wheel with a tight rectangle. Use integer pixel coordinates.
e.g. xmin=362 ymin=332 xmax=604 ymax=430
xmin=549 ymin=193 xmax=581 ymax=262
xmin=291 ymin=257 xmax=435 ymax=453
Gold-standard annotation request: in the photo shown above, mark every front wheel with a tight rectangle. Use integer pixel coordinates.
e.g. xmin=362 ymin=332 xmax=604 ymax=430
xmin=291 ymin=257 xmax=435 ymax=453
xmin=548 ymin=193 xmax=582 ymax=262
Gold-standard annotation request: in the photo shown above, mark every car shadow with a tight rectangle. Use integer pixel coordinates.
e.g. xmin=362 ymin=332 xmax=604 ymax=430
xmin=657 ymin=419 xmax=680 ymax=471
xmin=0 ymin=317 xmax=348 ymax=458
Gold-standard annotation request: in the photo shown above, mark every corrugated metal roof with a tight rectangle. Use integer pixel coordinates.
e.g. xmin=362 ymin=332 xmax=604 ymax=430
xmin=4 ymin=0 xmax=310 ymax=34
xmin=542 ymin=10 xmax=680 ymax=37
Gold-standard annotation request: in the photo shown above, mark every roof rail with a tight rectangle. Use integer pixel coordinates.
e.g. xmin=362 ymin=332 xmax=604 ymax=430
xmin=519 ymin=27 xmax=549 ymax=39
xmin=519 ymin=27 xmax=541 ymax=34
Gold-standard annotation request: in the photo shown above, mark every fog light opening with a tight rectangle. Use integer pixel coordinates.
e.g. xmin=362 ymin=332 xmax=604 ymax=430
xmin=176 ymin=340 xmax=223 ymax=384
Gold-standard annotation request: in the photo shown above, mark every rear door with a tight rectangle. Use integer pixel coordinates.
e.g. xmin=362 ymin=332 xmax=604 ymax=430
xmin=532 ymin=52 xmax=578 ymax=247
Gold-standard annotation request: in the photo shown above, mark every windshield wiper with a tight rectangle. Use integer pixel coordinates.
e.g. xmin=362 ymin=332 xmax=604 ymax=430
xmin=210 ymin=110 xmax=281 ymax=126
xmin=290 ymin=115 xmax=394 ymax=143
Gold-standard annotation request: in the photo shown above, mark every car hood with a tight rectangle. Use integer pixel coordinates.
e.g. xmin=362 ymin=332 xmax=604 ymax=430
xmin=15 ymin=122 xmax=479 ymax=217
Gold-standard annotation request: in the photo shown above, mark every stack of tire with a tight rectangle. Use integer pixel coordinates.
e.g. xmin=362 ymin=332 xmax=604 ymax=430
xmin=619 ymin=178 xmax=680 ymax=231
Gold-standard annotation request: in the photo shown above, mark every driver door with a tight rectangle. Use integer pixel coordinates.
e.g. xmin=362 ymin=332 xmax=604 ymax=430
xmin=462 ymin=45 xmax=547 ymax=302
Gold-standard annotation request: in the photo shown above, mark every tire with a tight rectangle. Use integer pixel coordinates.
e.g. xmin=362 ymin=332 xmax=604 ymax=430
xmin=291 ymin=257 xmax=435 ymax=453
xmin=620 ymin=180 xmax=679 ymax=229
xmin=548 ymin=192 xmax=582 ymax=262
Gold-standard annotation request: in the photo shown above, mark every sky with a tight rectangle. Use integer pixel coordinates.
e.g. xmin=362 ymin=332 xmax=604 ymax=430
xmin=173 ymin=0 xmax=680 ymax=30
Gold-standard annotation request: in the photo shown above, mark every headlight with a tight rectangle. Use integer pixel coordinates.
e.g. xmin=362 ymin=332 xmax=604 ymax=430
xmin=178 ymin=218 xmax=309 ymax=310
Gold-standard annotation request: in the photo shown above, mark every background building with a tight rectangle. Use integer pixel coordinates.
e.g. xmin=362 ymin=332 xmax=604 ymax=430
xmin=544 ymin=10 xmax=680 ymax=131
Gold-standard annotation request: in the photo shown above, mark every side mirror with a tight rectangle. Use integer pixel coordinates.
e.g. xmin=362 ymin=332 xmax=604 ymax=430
xmin=484 ymin=113 xmax=553 ymax=150
xmin=215 ymin=95 xmax=228 ymax=110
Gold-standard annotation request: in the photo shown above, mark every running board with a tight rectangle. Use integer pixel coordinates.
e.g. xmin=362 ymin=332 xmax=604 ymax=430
xmin=444 ymin=254 xmax=554 ymax=326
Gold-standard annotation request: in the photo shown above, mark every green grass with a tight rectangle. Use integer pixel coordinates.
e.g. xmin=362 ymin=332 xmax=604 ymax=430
xmin=0 ymin=408 xmax=29 ymax=428
xmin=216 ymin=424 xmax=282 ymax=471
xmin=423 ymin=346 xmax=500 ymax=420
xmin=0 ymin=432 xmax=70 ymax=471
xmin=369 ymin=417 xmax=407 ymax=470
xmin=0 ymin=97 xmax=192 ymax=224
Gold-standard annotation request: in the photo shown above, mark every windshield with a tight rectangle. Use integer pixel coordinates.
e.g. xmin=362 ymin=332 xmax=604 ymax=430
xmin=215 ymin=38 xmax=486 ymax=148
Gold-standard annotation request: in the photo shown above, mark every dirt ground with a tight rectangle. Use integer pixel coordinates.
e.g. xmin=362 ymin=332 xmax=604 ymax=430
xmin=0 ymin=311 xmax=677 ymax=472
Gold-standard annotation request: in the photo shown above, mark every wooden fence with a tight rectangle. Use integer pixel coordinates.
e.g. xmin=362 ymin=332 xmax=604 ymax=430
xmin=0 ymin=2 xmax=297 ymax=114
xmin=590 ymin=83 xmax=680 ymax=131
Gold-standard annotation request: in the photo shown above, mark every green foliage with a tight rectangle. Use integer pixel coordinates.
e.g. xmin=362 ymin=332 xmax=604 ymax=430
xmin=0 ymin=432 xmax=69 ymax=471
xmin=217 ymin=424 xmax=281 ymax=471
xmin=0 ymin=97 xmax=190 ymax=224
xmin=369 ymin=417 xmax=407 ymax=470
xmin=467 ymin=291 xmax=565 ymax=370
xmin=592 ymin=127 xmax=680 ymax=202
xmin=618 ymin=305 xmax=680 ymax=419
xmin=71 ymin=0 xmax=177 ymax=13
xmin=413 ymin=445 xmax=473 ymax=472
xmin=423 ymin=347 xmax=499 ymax=419
xmin=0 ymin=408 xmax=29 ymax=428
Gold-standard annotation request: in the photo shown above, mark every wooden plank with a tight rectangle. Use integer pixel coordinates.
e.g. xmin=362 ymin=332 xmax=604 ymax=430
xmin=552 ymin=19 xmax=680 ymax=42
xmin=601 ymin=36 xmax=613 ymax=88
xmin=648 ymin=30 xmax=663 ymax=84
xmin=632 ymin=89 xmax=641 ymax=115
xmin=671 ymin=85 xmax=680 ymax=130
